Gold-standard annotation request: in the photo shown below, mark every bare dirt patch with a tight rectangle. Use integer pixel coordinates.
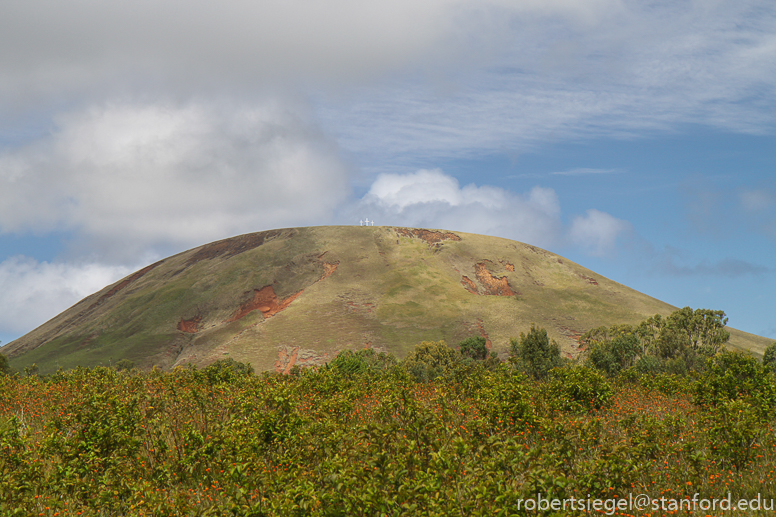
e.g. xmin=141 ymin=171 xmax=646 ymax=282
xmin=227 ymin=286 xmax=302 ymax=322
xmin=225 ymin=260 xmax=338 ymax=323
xmin=177 ymin=315 xmax=202 ymax=333
xmin=579 ymin=274 xmax=599 ymax=285
xmin=461 ymin=276 xmax=479 ymax=294
xmin=474 ymin=262 xmax=516 ymax=296
xmin=321 ymin=262 xmax=338 ymax=280
xmin=476 ymin=319 xmax=493 ymax=350
xmin=396 ymin=228 xmax=461 ymax=245
xmin=502 ymin=261 xmax=515 ymax=272
xmin=274 ymin=346 xmax=325 ymax=374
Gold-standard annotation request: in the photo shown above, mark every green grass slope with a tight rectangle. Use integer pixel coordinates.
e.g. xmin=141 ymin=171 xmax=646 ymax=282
xmin=3 ymin=226 xmax=772 ymax=374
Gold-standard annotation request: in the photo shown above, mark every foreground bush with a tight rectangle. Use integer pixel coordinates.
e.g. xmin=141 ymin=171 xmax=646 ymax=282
xmin=1 ymin=361 xmax=775 ymax=516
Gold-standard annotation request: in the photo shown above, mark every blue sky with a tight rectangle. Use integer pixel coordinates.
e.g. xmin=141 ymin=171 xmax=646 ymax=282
xmin=0 ymin=0 xmax=774 ymax=346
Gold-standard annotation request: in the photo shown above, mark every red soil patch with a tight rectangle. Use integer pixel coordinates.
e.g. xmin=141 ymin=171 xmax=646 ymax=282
xmin=346 ymin=301 xmax=374 ymax=314
xmin=88 ymin=261 xmax=162 ymax=311
xmin=321 ymin=262 xmax=338 ymax=280
xmin=186 ymin=229 xmax=285 ymax=266
xmin=476 ymin=319 xmax=493 ymax=350
xmin=77 ymin=333 xmax=98 ymax=350
xmin=502 ymin=262 xmax=515 ymax=272
xmin=227 ymin=285 xmax=302 ymax=322
xmin=396 ymin=228 xmax=461 ymax=245
xmin=275 ymin=347 xmax=293 ymax=373
xmin=461 ymin=276 xmax=479 ymax=294
xmin=579 ymin=274 xmax=599 ymax=285
xmin=474 ymin=262 xmax=516 ymax=296
xmin=177 ymin=315 xmax=202 ymax=333
xmin=226 ymin=260 xmax=338 ymax=324
xmin=274 ymin=346 xmax=324 ymax=374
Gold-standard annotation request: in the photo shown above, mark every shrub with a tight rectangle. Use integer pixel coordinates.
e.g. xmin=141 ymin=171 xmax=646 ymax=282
xmin=458 ymin=336 xmax=488 ymax=361
xmin=639 ymin=373 xmax=692 ymax=395
xmin=693 ymin=351 xmax=776 ymax=413
xmin=329 ymin=349 xmax=397 ymax=378
xmin=546 ymin=366 xmax=614 ymax=412
xmin=587 ymin=333 xmax=640 ymax=376
xmin=509 ymin=324 xmax=561 ymax=380
xmin=113 ymin=359 xmax=135 ymax=372
xmin=634 ymin=355 xmax=662 ymax=375
xmin=402 ymin=340 xmax=459 ymax=382
xmin=476 ymin=366 xmax=536 ymax=429
xmin=706 ymin=398 xmax=765 ymax=469
xmin=203 ymin=358 xmax=254 ymax=383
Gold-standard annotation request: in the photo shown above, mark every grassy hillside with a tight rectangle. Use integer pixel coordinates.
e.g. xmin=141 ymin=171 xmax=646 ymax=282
xmin=3 ymin=226 xmax=772 ymax=374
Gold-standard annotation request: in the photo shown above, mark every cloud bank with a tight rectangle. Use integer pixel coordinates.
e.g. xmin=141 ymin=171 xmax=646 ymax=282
xmin=0 ymin=256 xmax=133 ymax=335
xmin=0 ymin=100 xmax=351 ymax=257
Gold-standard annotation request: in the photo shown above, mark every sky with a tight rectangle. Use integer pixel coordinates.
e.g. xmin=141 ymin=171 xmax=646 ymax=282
xmin=0 ymin=0 xmax=774 ymax=346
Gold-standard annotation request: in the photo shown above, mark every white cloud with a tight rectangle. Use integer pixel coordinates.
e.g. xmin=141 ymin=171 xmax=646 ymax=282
xmin=569 ymin=209 xmax=631 ymax=257
xmin=0 ymin=100 xmax=351 ymax=257
xmin=355 ymin=168 xmax=634 ymax=254
xmin=0 ymin=256 xmax=132 ymax=335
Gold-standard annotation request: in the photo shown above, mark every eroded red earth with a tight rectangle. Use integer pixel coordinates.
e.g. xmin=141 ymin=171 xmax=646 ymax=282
xmin=180 ymin=261 xmax=340 ymax=332
xmin=461 ymin=261 xmax=517 ymax=296
xmin=396 ymin=228 xmax=461 ymax=244
xmin=177 ymin=315 xmax=202 ymax=333
xmin=227 ymin=286 xmax=303 ymax=322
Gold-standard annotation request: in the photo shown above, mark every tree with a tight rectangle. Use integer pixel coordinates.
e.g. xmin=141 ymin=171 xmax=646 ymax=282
xmin=509 ymin=324 xmax=562 ymax=380
xmin=667 ymin=307 xmax=729 ymax=356
xmin=587 ymin=333 xmax=640 ymax=376
xmin=114 ymin=359 xmax=135 ymax=372
xmin=458 ymin=336 xmax=488 ymax=361
xmin=763 ymin=343 xmax=776 ymax=368
xmin=0 ymin=352 xmax=9 ymax=376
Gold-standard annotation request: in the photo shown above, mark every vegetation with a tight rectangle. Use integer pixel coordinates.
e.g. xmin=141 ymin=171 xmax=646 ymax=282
xmin=581 ymin=307 xmax=734 ymax=377
xmin=2 ymin=307 xmax=775 ymax=515
xmin=0 ymin=351 xmax=9 ymax=376
xmin=509 ymin=324 xmax=562 ymax=379
xmin=458 ymin=336 xmax=488 ymax=361
xmin=2 ymin=340 xmax=776 ymax=516
xmin=763 ymin=343 xmax=776 ymax=369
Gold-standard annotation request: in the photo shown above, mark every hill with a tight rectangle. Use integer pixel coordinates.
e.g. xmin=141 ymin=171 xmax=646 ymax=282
xmin=3 ymin=226 xmax=771 ymax=374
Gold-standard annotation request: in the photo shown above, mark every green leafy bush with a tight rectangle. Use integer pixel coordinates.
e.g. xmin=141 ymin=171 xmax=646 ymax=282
xmin=693 ymin=350 xmax=776 ymax=412
xmin=476 ymin=366 xmax=536 ymax=430
xmin=328 ymin=348 xmax=397 ymax=378
xmin=402 ymin=340 xmax=459 ymax=382
xmin=546 ymin=366 xmax=614 ymax=412
xmin=203 ymin=358 xmax=254 ymax=383
xmin=509 ymin=324 xmax=561 ymax=380
xmin=458 ymin=336 xmax=488 ymax=361
xmin=587 ymin=333 xmax=640 ymax=376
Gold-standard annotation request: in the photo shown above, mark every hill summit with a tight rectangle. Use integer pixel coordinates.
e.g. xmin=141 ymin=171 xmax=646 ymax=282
xmin=3 ymin=226 xmax=769 ymax=373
